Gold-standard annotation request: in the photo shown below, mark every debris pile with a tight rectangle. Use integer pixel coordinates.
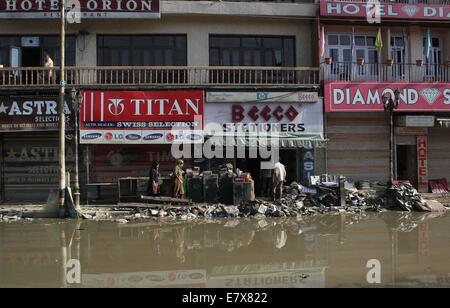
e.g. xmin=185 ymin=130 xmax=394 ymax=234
xmin=391 ymin=183 xmax=431 ymax=212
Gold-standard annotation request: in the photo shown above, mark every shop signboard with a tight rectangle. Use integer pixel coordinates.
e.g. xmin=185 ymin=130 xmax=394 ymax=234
xmin=80 ymin=91 xmax=204 ymax=144
xmin=0 ymin=0 xmax=160 ymax=19
xmin=320 ymin=0 xmax=450 ymax=21
xmin=398 ymin=116 xmax=435 ymax=128
xmin=325 ymin=82 xmax=450 ymax=112
xmin=0 ymin=97 xmax=74 ymax=131
xmin=207 ymin=92 xmax=319 ymax=103
xmin=417 ymin=135 xmax=428 ymax=193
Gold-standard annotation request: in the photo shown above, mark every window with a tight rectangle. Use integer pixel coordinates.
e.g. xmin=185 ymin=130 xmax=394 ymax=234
xmin=209 ymin=35 xmax=295 ymax=67
xmin=0 ymin=36 xmax=75 ymax=67
xmin=97 ymin=35 xmax=187 ymax=66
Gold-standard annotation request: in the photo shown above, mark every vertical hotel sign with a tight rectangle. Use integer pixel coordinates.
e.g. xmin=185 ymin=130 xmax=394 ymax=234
xmin=0 ymin=0 xmax=160 ymax=19
xmin=417 ymin=136 xmax=428 ymax=193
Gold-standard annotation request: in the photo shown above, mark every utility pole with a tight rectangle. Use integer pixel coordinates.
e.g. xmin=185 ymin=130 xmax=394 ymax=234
xmin=59 ymin=0 xmax=66 ymax=217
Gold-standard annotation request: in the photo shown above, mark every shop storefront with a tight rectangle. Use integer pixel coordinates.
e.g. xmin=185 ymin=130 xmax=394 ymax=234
xmin=0 ymin=96 xmax=75 ymax=203
xmin=325 ymin=82 xmax=450 ymax=192
xmin=205 ymin=91 xmax=326 ymax=195
xmin=80 ymin=90 xmax=204 ymax=197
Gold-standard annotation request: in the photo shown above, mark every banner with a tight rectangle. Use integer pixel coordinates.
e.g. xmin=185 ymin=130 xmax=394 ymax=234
xmin=80 ymin=91 xmax=204 ymax=144
xmin=320 ymin=1 xmax=450 ymax=21
xmin=325 ymin=82 xmax=450 ymax=112
xmin=205 ymin=100 xmax=324 ymax=134
xmin=0 ymin=0 xmax=160 ymax=19
xmin=0 ymin=97 xmax=73 ymax=131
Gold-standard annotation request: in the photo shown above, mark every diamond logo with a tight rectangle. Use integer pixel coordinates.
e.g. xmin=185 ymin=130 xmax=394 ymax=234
xmin=402 ymin=5 xmax=419 ymax=17
xmin=420 ymin=88 xmax=441 ymax=106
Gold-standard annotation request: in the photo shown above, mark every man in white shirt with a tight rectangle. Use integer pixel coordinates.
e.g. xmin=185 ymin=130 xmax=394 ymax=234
xmin=272 ymin=161 xmax=287 ymax=201
xmin=43 ymin=51 xmax=54 ymax=82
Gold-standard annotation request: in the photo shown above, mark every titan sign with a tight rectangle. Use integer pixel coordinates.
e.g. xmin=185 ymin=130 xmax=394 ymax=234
xmin=0 ymin=0 xmax=160 ymax=19
xmin=325 ymin=82 xmax=450 ymax=112
xmin=80 ymin=91 xmax=204 ymax=144
xmin=320 ymin=0 xmax=450 ymax=21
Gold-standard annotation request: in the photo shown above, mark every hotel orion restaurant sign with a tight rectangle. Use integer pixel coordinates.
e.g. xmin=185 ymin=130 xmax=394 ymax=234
xmin=320 ymin=0 xmax=450 ymax=21
xmin=0 ymin=0 xmax=160 ymax=19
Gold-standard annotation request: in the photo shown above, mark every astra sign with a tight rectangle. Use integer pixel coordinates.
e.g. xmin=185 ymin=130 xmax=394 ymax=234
xmin=320 ymin=0 xmax=450 ymax=21
xmin=325 ymin=82 xmax=450 ymax=112
xmin=0 ymin=0 xmax=160 ymax=19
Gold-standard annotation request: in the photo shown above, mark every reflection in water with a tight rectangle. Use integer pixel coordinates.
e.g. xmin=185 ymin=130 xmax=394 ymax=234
xmin=0 ymin=212 xmax=449 ymax=288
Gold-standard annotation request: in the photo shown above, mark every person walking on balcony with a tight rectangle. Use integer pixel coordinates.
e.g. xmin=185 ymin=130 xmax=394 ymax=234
xmin=43 ymin=51 xmax=54 ymax=82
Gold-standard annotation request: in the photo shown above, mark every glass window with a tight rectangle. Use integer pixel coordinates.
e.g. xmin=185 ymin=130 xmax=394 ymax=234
xmin=343 ymin=49 xmax=352 ymax=62
xmin=366 ymin=37 xmax=376 ymax=47
xmin=432 ymin=38 xmax=440 ymax=48
xmin=395 ymin=37 xmax=404 ymax=47
xmin=328 ymin=35 xmax=339 ymax=45
xmin=355 ymin=36 xmax=365 ymax=46
xmin=356 ymin=49 xmax=365 ymax=59
xmin=368 ymin=50 xmax=378 ymax=63
xmin=98 ymin=35 xmax=187 ymax=66
xmin=340 ymin=35 xmax=351 ymax=46
xmin=209 ymin=35 xmax=295 ymax=67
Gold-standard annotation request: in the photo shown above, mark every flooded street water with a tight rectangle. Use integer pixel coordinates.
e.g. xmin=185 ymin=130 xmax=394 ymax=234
xmin=1 ymin=212 xmax=450 ymax=288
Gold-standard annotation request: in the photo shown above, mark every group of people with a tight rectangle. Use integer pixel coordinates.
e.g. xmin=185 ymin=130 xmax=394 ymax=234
xmin=148 ymin=159 xmax=287 ymax=201
xmin=147 ymin=159 xmax=186 ymax=199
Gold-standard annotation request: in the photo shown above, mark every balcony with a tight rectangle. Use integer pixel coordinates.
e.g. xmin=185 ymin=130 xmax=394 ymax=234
xmin=0 ymin=66 xmax=320 ymax=90
xmin=323 ymin=62 xmax=450 ymax=82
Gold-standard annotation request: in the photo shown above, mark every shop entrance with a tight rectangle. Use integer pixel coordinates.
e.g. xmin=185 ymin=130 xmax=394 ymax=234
xmin=396 ymin=144 xmax=417 ymax=188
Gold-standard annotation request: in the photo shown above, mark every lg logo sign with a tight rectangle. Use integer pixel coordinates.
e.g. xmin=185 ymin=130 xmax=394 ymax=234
xmin=232 ymin=105 xmax=299 ymax=123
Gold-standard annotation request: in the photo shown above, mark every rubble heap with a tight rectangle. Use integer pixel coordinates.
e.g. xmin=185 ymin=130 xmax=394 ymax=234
xmin=390 ymin=183 xmax=431 ymax=212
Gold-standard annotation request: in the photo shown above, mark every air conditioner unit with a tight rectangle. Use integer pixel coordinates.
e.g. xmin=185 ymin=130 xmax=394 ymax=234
xmin=21 ymin=37 xmax=40 ymax=47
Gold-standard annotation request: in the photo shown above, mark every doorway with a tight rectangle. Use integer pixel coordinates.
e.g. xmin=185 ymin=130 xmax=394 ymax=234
xmin=396 ymin=145 xmax=417 ymax=188
xmin=21 ymin=47 xmax=41 ymax=67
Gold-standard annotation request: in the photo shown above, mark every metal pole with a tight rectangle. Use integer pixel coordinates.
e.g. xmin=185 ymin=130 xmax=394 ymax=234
xmin=389 ymin=108 xmax=394 ymax=184
xmin=74 ymin=106 xmax=80 ymax=209
xmin=59 ymin=0 xmax=66 ymax=217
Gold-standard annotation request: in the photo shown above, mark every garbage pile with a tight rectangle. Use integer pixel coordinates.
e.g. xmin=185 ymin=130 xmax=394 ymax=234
xmin=391 ymin=183 xmax=432 ymax=212
xmin=0 ymin=211 xmax=33 ymax=222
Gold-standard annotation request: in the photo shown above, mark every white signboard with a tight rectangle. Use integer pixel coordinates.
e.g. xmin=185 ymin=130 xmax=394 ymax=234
xmin=205 ymin=99 xmax=324 ymax=135
xmin=207 ymin=92 xmax=319 ymax=103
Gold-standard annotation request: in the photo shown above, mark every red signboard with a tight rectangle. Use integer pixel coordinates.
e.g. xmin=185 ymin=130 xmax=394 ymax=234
xmin=0 ymin=0 xmax=160 ymax=19
xmin=80 ymin=91 xmax=204 ymax=144
xmin=417 ymin=136 xmax=428 ymax=193
xmin=325 ymin=82 xmax=450 ymax=112
xmin=320 ymin=0 xmax=450 ymax=21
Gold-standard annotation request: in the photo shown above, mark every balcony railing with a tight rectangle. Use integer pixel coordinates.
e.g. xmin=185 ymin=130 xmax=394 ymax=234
xmin=324 ymin=62 xmax=450 ymax=82
xmin=0 ymin=66 xmax=320 ymax=89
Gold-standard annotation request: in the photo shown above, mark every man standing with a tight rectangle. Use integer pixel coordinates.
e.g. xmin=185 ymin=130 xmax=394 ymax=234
xmin=272 ymin=161 xmax=286 ymax=201
xmin=43 ymin=51 xmax=54 ymax=82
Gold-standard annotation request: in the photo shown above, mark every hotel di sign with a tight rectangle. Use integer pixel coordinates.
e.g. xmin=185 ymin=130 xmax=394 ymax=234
xmin=0 ymin=0 xmax=161 ymax=19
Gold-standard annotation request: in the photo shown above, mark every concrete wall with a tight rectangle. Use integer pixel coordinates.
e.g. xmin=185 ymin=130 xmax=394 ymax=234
xmin=0 ymin=16 xmax=314 ymax=67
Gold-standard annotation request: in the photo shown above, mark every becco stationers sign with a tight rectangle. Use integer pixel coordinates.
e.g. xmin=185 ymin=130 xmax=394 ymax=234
xmin=325 ymin=82 xmax=450 ymax=112
xmin=0 ymin=0 xmax=160 ymax=19
xmin=320 ymin=0 xmax=450 ymax=21
xmin=80 ymin=91 xmax=204 ymax=144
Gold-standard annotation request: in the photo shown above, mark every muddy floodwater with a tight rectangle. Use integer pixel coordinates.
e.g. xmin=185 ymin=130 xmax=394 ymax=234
xmin=1 ymin=212 xmax=450 ymax=288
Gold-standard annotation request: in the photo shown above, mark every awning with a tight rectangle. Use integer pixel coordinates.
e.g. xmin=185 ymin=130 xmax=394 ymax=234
xmin=205 ymin=132 xmax=327 ymax=148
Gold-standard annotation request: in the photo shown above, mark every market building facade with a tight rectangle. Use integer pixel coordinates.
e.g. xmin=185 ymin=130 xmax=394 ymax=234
xmin=0 ymin=0 xmax=323 ymax=203
xmin=320 ymin=0 xmax=450 ymax=192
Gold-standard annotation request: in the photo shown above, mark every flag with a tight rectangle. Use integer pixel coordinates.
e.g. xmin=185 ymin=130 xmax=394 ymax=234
xmin=319 ymin=26 xmax=325 ymax=58
xmin=351 ymin=27 xmax=356 ymax=61
xmin=402 ymin=28 xmax=408 ymax=63
xmin=375 ymin=28 xmax=383 ymax=51
xmin=423 ymin=29 xmax=431 ymax=61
